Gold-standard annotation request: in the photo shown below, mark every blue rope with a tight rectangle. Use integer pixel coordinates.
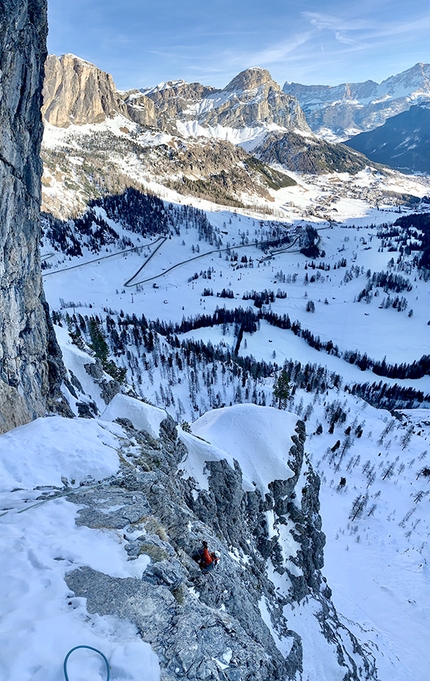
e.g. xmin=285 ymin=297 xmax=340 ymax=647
xmin=63 ymin=645 xmax=110 ymax=681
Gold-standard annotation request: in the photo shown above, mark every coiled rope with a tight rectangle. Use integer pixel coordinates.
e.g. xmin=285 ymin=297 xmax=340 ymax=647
xmin=63 ymin=645 xmax=110 ymax=681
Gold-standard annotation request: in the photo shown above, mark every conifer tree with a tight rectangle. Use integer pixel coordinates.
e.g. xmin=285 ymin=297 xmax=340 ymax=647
xmin=273 ymin=369 xmax=290 ymax=409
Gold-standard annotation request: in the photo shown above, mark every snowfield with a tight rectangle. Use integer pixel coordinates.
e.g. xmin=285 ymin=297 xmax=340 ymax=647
xmin=180 ymin=404 xmax=297 ymax=494
xmin=2 ymin=111 xmax=430 ymax=679
xmin=0 ymin=413 xmax=160 ymax=681
xmin=1 ymin=387 xmax=430 ymax=679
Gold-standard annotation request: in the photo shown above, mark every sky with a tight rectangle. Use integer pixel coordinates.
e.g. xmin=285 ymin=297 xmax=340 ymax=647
xmin=47 ymin=0 xmax=430 ymax=91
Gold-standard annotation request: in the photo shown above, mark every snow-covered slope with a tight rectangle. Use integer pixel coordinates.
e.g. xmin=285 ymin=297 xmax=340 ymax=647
xmin=41 ymin=117 xmax=296 ymax=219
xmin=1 ymin=342 xmax=378 ymax=681
xmin=0 ymin=404 xmax=162 ymax=681
xmin=2 ymin=338 xmax=430 ymax=679
xmin=347 ymin=102 xmax=430 ymax=173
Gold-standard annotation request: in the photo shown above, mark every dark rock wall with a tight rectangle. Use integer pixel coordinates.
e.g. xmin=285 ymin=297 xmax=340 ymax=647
xmin=0 ymin=0 xmax=67 ymax=432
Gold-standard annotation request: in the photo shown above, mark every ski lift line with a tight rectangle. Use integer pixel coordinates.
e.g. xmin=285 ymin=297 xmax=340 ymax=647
xmin=123 ymin=236 xmax=168 ymax=286
xmin=125 ymin=235 xmax=300 ymax=288
xmin=63 ymin=646 xmax=110 ymax=681
xmin=42 ymin=237 xmax=165 ymax=277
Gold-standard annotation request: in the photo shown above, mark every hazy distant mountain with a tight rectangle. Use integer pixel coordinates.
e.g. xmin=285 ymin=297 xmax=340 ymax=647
xmin=283 ymin=63 xmax=430 ymax=141
xmin=346 ymin=102 xmax=430 ymax=173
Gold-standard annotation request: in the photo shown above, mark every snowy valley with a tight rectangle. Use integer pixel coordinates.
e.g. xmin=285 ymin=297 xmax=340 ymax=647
xmin=2 ymin=46 xmax=430 ymax=681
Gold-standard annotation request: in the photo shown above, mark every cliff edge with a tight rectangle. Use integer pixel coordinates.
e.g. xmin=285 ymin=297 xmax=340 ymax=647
xmin=0 ymin=0 xmax=67 ymax=432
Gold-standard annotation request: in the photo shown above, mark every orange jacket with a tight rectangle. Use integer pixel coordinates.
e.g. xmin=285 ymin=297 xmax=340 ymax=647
xmin=202 ymin=547 xmax=214 ymax=566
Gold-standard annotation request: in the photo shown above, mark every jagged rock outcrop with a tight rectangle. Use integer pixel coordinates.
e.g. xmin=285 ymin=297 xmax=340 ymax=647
xmin=122 ymin=89 xmax=157 ymax=127
xmin=283 ymin=63 xmax=430 ymax=140
xmin=200 ymin=67 xmax=310 ymax=132
xmin=143 ymin=67 xmax=310 ymax=135
xmin=142 ymin=80 xmax=219 ymax=129
xmin=42 ymin=54 xmax=156 ymax=128
xmin=0 ymin=0 xmax=69 ymax=433
xmin=65 ymin=410 xmax=378 ymax=680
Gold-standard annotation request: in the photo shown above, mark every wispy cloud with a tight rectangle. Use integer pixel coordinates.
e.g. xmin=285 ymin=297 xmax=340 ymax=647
xmin=303 ymin=9 xmax=430 ymax=44
xmin=372 ymin=14 xmax=430 ymax=39
xmin=247 ymin=33 xmax=313 ymax=66
xmin=304 ymin=12 xmax=374 ymax=32
xmin=334 ymin=31 xmax=362 ymax=47
xmin=47 ymin=0 xmax=430 ymax=90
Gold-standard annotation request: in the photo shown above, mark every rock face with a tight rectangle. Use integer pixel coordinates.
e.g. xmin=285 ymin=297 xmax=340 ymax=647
xmin=42 ymin=54 xmax=157 ymax=128
xmin=65 ymin=411 xmax=378 ymax=680
xmin=122 ymin=89 xmax=157 ymax=128
xmin=42 ymin=58 xmax=310 ymax=137
xmin=283 ymin=63 xmax=430 ymax=140
xmin=0 ymin=0 xmax=68 ymax=433
xmin=144 ymin=67 xmax=310 ymax=134
xmin=141 ymin=80 xmax=218 ymax=129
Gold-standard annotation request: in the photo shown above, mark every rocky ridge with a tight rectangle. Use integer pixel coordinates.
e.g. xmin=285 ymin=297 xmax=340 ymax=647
xmin=254 ymin=130 xmax=371 ymax=175
xmin=0 ymin=0 xmax=68 ymax=433
xmin=283 ymin=62 xmax=430 ymax=141
xmin=61 ymin=401 xmax=377 ymax=681
xmin=42 ymin=58 xmax=310 ymax=139
xmin=144 ymin=67 xmax=311 ymax=136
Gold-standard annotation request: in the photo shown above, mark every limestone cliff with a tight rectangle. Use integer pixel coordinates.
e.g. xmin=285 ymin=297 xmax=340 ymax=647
xmin=0 ymin=0 xmax=68 ymax=433
xmin=42 ymin=54 xmax=157 ymax=128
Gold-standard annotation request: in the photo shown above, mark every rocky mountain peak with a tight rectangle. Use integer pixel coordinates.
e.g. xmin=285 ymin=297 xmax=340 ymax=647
xmin=42 ymin=53 xmax=157 ymax=128
xmin=142 ymin=80 xmax=219 ymax=123
xmin=381 ymin=61 xmax=430 ymax=93
xmin=224 ymin=66 xmax=275 ymax=92
xmin=42 ymin=53 xmax=124 ymax=127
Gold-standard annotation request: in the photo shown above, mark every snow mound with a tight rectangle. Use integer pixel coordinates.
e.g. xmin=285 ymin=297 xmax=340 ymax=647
xmin=0 ymin=416 xmax=120 ymax=492
xmin=101 ymin=393 xmax=166 ymax=439
xmin=180 ymin=404 xmax=297 ymax=494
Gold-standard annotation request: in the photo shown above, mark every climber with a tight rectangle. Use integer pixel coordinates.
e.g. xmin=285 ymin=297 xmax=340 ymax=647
xmin=194 ymin=540 xmax=220 ymax=574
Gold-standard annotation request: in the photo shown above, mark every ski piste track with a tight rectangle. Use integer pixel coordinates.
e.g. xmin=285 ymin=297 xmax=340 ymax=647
xmin=42 ymin=228 xmax=305 ymax=288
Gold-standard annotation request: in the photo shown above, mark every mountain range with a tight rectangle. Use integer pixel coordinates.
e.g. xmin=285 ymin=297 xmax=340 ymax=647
xmin=283 ymin=62 xmax=430 ymax=141
xmin=42 ymin=55 xmax=430 ymax=183
xmin=40 ymin=54 xmax=382 ymax=219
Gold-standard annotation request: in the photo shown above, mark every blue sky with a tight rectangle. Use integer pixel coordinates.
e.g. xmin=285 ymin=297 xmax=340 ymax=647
xmin=47 ymin=1 xmax=430 ymax=90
